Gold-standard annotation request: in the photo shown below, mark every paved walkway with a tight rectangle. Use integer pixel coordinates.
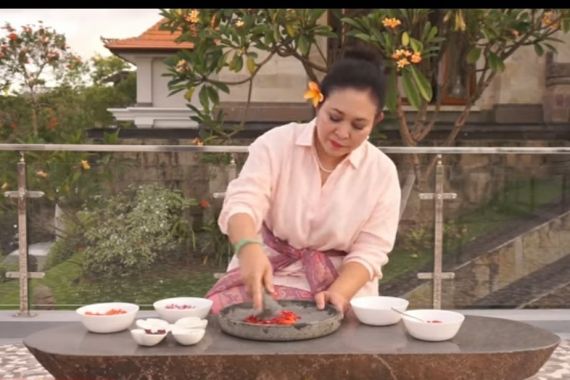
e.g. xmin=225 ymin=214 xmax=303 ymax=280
xmin=1 ymin=310 xmax=569 ymax=379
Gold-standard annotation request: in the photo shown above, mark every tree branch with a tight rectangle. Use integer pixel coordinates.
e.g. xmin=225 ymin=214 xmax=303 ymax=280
xmin=395 ymin=87 xmax=416 ymax=147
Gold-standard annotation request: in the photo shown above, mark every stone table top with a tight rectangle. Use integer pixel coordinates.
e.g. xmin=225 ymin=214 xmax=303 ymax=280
xmin=24 ymin=315 xmax=560 ymax=380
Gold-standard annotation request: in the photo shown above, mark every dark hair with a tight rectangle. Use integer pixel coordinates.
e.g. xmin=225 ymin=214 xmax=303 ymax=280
xmin=320 ymin=45 xmax=387 ymax=111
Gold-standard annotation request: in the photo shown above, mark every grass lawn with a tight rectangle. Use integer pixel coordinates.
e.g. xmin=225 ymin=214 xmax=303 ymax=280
xmin=0 ymin=253 xmax=220 ymax=310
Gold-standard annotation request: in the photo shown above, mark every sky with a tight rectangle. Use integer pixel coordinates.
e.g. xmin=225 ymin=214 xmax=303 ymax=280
xmin=0 ymin=9 xmax=163 ymax=60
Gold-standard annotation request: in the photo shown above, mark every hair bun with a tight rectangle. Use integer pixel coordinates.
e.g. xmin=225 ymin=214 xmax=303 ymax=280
xmin=343 ymin=45 xmax=383 ymax=67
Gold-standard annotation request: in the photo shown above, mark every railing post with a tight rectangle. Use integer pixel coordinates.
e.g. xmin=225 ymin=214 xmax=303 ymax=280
xmin=3 ymin=152 xmax=45 ymax=317
xmin=418 ymin=154 xmax=457 ymax=309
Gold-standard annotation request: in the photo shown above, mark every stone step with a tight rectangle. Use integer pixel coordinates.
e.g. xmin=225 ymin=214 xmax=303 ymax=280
xmin=382 ymin=201 xmax=570 ymax=301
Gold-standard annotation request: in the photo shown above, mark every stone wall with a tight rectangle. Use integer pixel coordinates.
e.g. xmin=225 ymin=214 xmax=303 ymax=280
xmin=397 ymin=140 xmax=567 ymax=224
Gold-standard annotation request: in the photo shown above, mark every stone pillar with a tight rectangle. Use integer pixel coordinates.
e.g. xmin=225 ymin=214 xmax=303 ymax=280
xmin=544 ymin=52 xmax=570 ymax=123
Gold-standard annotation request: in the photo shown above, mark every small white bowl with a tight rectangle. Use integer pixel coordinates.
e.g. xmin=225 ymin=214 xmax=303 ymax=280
xmin=136 ymin=318 xmax=171 ymax=333
xmin=171 ymin=326 xmax=206 ymax=346
xmin=350 ymin=296 xmax=409 ymax=326
xmin=174 ymin=316 xmax=208 ymax=330
xmin=130 ymin=329 xmax=167 ymax=346
xmin=76 ymin=302 xmax=139 ymax=333
xmin=153 ymin=297 xmax=213 ymax=323
xmin=402 ymin=309 xmax=465 ymax=342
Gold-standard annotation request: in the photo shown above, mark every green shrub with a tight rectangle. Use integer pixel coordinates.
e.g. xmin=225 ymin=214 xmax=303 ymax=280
xmin=45 ymin=227 xmax=84 ymax=270
xmin=78 ymin=184 xmax=196 ymax=277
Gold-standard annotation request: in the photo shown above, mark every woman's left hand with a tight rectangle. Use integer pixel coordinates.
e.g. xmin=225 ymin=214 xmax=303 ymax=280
xmin=314 ymin=290 xmax=348 ymax=315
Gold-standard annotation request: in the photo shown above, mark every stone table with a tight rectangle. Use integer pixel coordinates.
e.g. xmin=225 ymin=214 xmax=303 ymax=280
xmin=24 ymin=315 xmax=559 ymax=380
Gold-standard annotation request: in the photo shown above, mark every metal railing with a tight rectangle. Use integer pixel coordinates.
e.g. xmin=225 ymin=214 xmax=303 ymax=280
xmin=2 ymin=143 xmax=570 ymax=154
xmin=2 ymin=143 xmax=570 ymax=316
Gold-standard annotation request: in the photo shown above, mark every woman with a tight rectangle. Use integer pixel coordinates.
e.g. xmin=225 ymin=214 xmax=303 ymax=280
xmin=206 ymin=46 xmax=401 ymax=315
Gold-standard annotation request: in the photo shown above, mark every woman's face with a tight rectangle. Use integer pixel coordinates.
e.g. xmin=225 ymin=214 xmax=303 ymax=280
xmin=315 ymin=87 xmax=382 ymax=160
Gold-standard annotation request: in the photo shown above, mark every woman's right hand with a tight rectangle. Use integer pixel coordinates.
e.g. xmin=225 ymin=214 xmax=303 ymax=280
xmin=238 ymin=244 xmax=275 ymax=312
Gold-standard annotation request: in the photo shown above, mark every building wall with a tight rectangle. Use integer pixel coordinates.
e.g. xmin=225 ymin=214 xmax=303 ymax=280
xmin=215 ymin=52 xmax=310 ymax=103
xmin=152 ymin=57 xmax=187 ymax=107
xmin=476 ymin=32 xmax=570 ymax=110
xmin=118 ymin=19 xmax=570 ymax=126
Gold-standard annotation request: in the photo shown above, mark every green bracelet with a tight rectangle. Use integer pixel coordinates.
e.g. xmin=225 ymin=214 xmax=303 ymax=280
xmin=233 ymin=238 xmax=263 ymax=256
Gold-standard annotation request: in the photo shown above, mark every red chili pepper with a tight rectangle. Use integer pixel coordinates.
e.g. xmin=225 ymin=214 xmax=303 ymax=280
xmin=244 ymin=310 xmax=301 ymax=325
xmin=85 ymin=308 xmax=127 ymax=316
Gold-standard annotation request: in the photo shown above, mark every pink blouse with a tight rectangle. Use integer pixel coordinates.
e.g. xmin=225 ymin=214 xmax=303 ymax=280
xmin=218 ymin=119 xmax=401 ymax=297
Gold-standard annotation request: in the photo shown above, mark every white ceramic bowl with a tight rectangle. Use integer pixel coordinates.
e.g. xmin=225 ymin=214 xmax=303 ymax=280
xmin=171 ymin=326 xmax=206 ymax=346
xmin=350 ymin=296 xmax=409 ymax=326
xmin=401 ymin=309 xmax=465 ymax=341
xmin=153 ymin=297 xmax=213 ymax=323
xmin=130 ymin=329 xmax=167 ymax=346
xmin=136 ymin=318 xmax=171 ymax=333
xmin=174 ymin=316 xmax=208 ymax=330
xmin=76 ymin=302 xmax=139 ymax=333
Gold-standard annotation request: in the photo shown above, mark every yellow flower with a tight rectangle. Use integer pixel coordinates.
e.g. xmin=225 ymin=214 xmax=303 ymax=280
xmin=382 ymin=17 xmax=402 ymax=29
xmin=392 ymin=49 xmax=413 ymax=61
xmin=186 ymin=9 xmax=200 ymax=24
xmin=397 ymin=58 xmax=410 ymax=70
xmin=175 ymin=59 xmax=190 ymax=73
xmin=411 ymin=52 xmax=422 ymax=64
xmin=303 ymin=81 xmax=324 ymax=108
xmin=80 ymin=160 xmax=91 ymax=170
xmin=36 ymin=170 xmax=48 ymax=178
xmin=235 ymin=19 xmax=245 ymax=28
xmin=192 ymin=137 xmax=204 ymax=146
xmin=542 ymin=11 xmax=560 ymax=30
xmin=1 ymin=182 xmax=8 ymax=191
xmin=391 ymin=49 xmax=406 ymax=60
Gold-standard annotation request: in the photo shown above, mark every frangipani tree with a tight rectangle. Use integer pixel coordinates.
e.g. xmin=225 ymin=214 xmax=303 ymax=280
xmin=0 ymin=22 xmax=88 ymax=137
xmin=160 ymin=9 xmax=335 ymax=144
xmin=346 ymin=9 xmax=570 ymax=149
xmin=161 ymin=8 xmax=570 ymax=183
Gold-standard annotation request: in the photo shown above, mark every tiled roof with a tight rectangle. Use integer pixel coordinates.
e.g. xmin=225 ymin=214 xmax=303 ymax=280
xmin=103 ymin=18 xmax=194 ymax=52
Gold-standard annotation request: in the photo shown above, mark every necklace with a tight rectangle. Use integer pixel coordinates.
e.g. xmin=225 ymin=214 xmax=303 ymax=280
xmin=315 ymin=154 xmax=335 ymax=173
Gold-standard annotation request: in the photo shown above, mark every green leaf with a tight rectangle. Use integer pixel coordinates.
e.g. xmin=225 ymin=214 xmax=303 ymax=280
xmin=341 ymin=17 xmax=363 ymax=30
xmin=410 ymin=38 xmax=423 ymax=53
xmin=246 ymin=56 xmax=256 ymax=75
xmin=402 ymin=70 xmax=421 ymax=109
xmin=488 ymin=51 xmax=505 ymax=72
xmin=534 ymin=43 xmax=544 ymax=57
xmin=199 ymin=86 xmax=210 ymax=110
xmin=410 ymin=66 xmax=433 ymax=102
xmin=427 ymin=26 xmax=438 ymax=41
xmin=353 ymin=32 xmax=372 ymax=42
xmin=206 ymin=86 xmax=219 ymax=105
xmin=466 ymin=47 xmax=481 ymax=64
xmin=402 ymin=32 xmax=410 ymax=47
xmin=212 ymin=81 xmax=230 ymax=93
xmin=184 ymin=87 xmax=195 ymax=102
xmin=230 ymin=53 xmax=243 ymax=72
xmin=298 ymin=35 xmax=310 ymax=56
xmin=285 ymin=23 xmax=297 ymax=37
xmin=421 ymin=21 xmax=431 ymax=42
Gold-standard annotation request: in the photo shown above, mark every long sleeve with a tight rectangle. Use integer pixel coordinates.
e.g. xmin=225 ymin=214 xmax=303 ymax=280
xmin=342 ymin=162 xmax=401 ymax=280
xmin=218 ymin=134 xmax=275 ymax=235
